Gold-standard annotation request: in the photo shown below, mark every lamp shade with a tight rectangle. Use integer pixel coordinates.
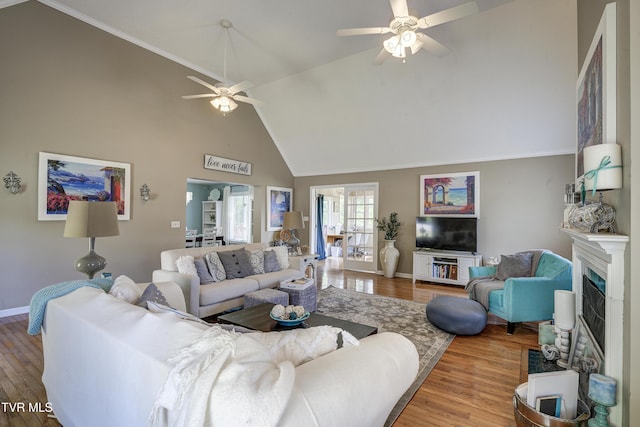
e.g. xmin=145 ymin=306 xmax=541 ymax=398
xmin=554 ymin=290 xmax=576 ymax=330
xmin=64 ymin=201 xmax=120 ymax=238
xmin=282 ymin=211 xmax=304 ymax=230
xmin=583 ymin=143 xmax=622 ymax=194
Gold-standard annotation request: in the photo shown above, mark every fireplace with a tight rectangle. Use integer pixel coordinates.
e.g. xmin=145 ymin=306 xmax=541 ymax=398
xmin=562 ymin=228 xmax=628 ymax=427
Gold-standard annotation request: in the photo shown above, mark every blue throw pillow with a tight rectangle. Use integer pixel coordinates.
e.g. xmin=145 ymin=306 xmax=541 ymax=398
xmin=263 ymin=250 xmax=282 ymax=273
xmin=194 ymin=257 xmax=214 ymax=284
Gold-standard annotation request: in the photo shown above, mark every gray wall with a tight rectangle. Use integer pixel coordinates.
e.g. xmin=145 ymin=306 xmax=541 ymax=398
xmin=295 ymin=155 xmax=574 ymax=276
xmin=0 ymin=2 xmax=294 ymax=310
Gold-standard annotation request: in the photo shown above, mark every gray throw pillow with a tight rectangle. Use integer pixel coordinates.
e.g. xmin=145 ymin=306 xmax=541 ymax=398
xmin=204 ymin=252 xmax=227 ymax=282
xmin=263 ymin=250 xmax=281 ymax=273
xmin=137 ymin=283 xmax=171 ymax=308
xmin=496 ymin=252 xmax=533 ymax=280
xmin=217 ymin=248 xmax=254 ymax=279
xmin=194 ymin=257 xmax=214 ymax=284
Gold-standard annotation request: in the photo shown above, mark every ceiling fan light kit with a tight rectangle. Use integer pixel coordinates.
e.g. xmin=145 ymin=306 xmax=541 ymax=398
xmin=338 ymin=0 xmax=479 ymax=64
xmin=182 ymin=19 xmax=262 ymax=115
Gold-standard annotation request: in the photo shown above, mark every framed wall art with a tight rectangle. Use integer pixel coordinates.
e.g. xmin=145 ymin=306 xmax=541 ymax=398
xmin=38 ymin=152 xmax=131 ymax=221
xmin=576 ymin=3 xmax=616 ymax=184
xmin=266 ymin=186 xmax=292 ymax=231
xmin=419 ymin=172 xmax=479 ymax=217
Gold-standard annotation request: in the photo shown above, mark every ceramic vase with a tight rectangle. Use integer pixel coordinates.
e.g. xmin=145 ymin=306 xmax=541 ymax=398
xmin=380 ymin=240 xmax=400 ymax=278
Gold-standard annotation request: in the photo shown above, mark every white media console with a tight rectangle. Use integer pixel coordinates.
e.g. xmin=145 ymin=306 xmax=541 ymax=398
xmin=412 ymin=250 xmax=483 ymax=286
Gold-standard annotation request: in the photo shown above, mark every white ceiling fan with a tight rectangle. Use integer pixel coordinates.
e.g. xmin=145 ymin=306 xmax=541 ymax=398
xmin=337 ymin=0 xmax=479 ymax=64
xmin=182 ymin=19 xmax=263 ymax=114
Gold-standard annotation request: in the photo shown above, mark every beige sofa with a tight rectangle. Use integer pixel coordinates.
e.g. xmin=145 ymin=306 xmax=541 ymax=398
xmin=152 ymin=243 xmax=300 ymax=318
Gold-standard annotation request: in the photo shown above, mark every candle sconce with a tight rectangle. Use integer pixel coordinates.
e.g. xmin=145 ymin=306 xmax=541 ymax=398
xmin=3 ymin=171 xmax=23 ymax=194
xmin=139 ymin=184 xmax=151 ymax=202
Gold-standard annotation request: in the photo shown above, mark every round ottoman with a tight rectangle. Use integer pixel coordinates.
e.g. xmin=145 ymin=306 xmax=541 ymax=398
xmin=426 ymin=296 xmax=487 ymax=335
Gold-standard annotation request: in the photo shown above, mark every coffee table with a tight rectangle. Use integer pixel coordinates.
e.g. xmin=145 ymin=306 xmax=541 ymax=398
xmin=217 ymin=303 xmax=378 ymax=340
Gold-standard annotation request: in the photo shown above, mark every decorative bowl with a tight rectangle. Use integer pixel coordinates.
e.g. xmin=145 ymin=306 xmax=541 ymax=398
xmin=269 ymin=311 xmax=310 ymax=326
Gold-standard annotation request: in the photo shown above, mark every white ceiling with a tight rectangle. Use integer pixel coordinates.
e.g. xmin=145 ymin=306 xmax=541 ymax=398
xmin=23 ymin=0 xmax=577 ymax=176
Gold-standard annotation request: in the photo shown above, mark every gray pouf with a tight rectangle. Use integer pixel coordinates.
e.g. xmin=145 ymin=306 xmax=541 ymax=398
xmin=244 ymin=288 xmax=289 ymax=308
xmin=426 ymin=296 xmax=487 ymax=335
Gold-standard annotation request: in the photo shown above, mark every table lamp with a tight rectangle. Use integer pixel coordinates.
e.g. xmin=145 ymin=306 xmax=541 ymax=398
xmin=282 ymin=211 xmax=304 ymax=253
xmin=64 ymin=201 xmax=120 ymax=278
xmin=582 ymin=143 xmax=622 ymax=233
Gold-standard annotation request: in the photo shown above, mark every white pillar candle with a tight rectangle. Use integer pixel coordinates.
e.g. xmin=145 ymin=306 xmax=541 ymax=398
xmin=589 ymin=373 xmax=617 ymax=406
xmin=554 ymin=290 xmax=576 ymax=330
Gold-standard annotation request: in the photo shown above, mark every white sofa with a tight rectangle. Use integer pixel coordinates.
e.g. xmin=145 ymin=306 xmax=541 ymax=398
xmin=152 ymin=243 xmax=301 ymax=318
xmin=41 ymin=286 xmax=420 ymax=427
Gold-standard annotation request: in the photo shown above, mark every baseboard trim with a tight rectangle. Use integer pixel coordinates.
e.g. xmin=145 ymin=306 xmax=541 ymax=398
xmin=0 ymin=306 xmax=29 ymax=318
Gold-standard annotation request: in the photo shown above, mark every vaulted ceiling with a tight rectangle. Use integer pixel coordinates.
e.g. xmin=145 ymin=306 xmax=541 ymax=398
xmin=22 ymin=0 xmax=577 ymax=176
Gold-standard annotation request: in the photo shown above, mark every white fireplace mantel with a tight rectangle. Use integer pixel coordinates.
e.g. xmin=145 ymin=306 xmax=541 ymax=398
xmin=561 ymin=228 xmax=629 ymax=427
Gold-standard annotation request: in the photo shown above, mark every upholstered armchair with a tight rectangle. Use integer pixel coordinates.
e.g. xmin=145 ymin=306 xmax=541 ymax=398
xmin=467 ymin=251 xmax=572 ymax=334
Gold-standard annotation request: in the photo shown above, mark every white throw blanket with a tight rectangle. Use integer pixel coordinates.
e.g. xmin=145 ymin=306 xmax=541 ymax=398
xmin=148 ymin=325 xmax=358 ymax=427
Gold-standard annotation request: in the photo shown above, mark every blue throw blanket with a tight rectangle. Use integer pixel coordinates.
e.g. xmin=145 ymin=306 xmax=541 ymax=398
xmin=28 ymin=278 xmax=113 ymax=335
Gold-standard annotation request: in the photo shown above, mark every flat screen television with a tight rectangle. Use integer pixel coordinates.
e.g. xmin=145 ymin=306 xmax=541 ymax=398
xmin=416 ymin=216 xmax=477 ymax=253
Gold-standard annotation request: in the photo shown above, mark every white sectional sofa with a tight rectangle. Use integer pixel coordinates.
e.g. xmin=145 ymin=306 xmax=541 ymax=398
xmin=152 ymin=243 xmax=301 ymax=318
xmin=40 ymin=286 xmax=420 ymax=427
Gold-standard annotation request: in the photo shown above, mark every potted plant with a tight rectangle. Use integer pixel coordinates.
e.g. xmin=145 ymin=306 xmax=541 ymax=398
xmin=375 ymin=212 xmax=401 ymax=278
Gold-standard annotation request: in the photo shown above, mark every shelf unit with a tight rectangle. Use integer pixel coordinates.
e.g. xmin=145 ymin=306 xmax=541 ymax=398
xmin=202 ymin=201 xmax=222 ymax=235
xmin=412 ymin=250 xmax=482 ymax=286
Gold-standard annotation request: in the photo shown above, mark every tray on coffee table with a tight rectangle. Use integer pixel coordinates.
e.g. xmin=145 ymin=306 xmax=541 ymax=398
xmin=217 ymin=303 xmax=377 ymax=340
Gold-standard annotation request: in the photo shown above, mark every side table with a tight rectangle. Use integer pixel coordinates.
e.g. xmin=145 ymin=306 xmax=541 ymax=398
xmin=280 ymin=277 xmax=317 ymax=312
xmin=288 ymin=254 xmax=319 ymax=281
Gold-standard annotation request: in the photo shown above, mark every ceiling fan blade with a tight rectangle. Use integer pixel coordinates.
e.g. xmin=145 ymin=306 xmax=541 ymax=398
xmin=186 ymin=75 xmax=221 ymax=94
xmin=373 ymin=48 xmax=391 ymax=65
xmin=233 ymin=95 xmax=264 ymax=106
xmin=227 ymin=80 xmax=253 ymax=94
xmin=415 ymin=33 xmax=450 ymax=57
xmin=337 ymin=27 xmax=391 ymax=36
xmin=389 ymin=0 xmax=409 ymax=18
xmin=417 ymin=1 xmax=479 ymax=29
xmin=182 ymin=94 xmax=216 ymax=99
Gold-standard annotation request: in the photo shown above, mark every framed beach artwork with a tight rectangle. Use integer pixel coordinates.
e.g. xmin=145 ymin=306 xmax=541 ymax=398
xmin=576 ymin=3 xmax=616 ymax=184
xmin=38 ymin=152 xmax=131 ymax=221
xmin=419 ymin=172 xmax=479 ymax=217
xmin=266 ymin=186 xmax=292 ymax=231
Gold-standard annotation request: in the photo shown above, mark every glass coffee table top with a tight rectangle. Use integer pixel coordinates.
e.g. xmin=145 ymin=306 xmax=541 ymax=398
xmin=217 ymin=303 xmax=377 ymax=340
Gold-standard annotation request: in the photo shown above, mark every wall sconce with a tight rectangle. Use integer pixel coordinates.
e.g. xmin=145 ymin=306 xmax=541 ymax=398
xmin=139 ymin=184 xmax=151 ymax=201
xmin=3 ymin=171 xmax=22 ymax=194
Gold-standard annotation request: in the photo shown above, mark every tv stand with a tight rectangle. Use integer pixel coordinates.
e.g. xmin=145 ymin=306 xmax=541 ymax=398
xmin=412 ymin=250 xmax=483 ymax=286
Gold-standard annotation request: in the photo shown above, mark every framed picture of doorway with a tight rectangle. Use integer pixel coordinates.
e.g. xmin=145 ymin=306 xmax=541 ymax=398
xmin=419 ymin=172 xmax=479 ymax=217
xmin=266 ymin=186 xmax=292 ymax=231
xmin=38 ymin=152 xmax=131 ymax=221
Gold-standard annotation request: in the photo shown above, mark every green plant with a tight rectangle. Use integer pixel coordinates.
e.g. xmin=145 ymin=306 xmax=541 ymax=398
xmin=375 ymin=212 xmax=401 ymax=240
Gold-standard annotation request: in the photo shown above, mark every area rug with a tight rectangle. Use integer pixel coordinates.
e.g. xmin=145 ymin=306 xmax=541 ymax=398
xmin=316 ymin=286 xmax=455 ymax=427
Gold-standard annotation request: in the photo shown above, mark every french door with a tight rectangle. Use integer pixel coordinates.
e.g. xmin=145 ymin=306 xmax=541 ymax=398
xmin=342 ymin=184 xmax=378 ymax=272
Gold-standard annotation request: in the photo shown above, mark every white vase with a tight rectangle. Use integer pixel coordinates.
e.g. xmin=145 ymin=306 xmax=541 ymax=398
xmin=380 ymin=240 xmax=400 ymax=278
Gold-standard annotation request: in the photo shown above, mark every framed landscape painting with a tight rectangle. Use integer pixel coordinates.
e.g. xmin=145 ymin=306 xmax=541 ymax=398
xmin=576 ymin=3 xmax=616 ymax=184
xmin=38 ymin=152 xmax=131 ymax=221
xmin=419 ymin=172 xmax=479 ymax=217
xmin=266 ymin=186 xmax=292 ymax=231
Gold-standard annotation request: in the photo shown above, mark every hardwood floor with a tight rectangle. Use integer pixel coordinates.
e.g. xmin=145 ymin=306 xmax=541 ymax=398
xmin=0 ymin=259 xmax=537 ymax=426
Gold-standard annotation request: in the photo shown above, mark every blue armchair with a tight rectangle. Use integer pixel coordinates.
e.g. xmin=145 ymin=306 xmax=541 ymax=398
xmin=468 ymin=251 xmax=572 ymax=334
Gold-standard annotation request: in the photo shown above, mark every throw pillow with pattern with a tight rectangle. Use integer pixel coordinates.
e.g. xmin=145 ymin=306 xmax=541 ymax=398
xmin=248 ymin=249 xmax=265 ymax=274
xmin=204 ymin=252 xmax=227 ymax=282
xmin=137 ymin=283 xmax=171 ymax=308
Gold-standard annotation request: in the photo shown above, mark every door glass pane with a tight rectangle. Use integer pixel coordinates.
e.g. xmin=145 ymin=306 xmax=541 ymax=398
xmin=345 ymin=188 xmax=375 ymax=264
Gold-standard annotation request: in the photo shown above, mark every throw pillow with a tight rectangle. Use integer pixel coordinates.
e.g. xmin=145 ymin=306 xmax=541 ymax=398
xmin=263 ymin=250 xmax=281 ymax=273
xmin=204 ymin=252 xmax=227 ymax=282
xmin=146 ymin=301 xmax=210 ymax=326
xmin=217 ymin=249 xmax=254 ymax=279
xmin=248 ymin=249 xmax=265 ymax=274
xmin=137 ymin=283 xmax=171 ymax=308
xmin=175 ymin=255 xmax=197 ymax=277
xmin=109 ymin=275 xmax=142 ymax=304
xmin=264 ymin=245 xmax=289 ymax=269
xmin=496 ymin=252 xmax=534 ymax=281
xmin=194 ymin=257 xmax=215 ymax=284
